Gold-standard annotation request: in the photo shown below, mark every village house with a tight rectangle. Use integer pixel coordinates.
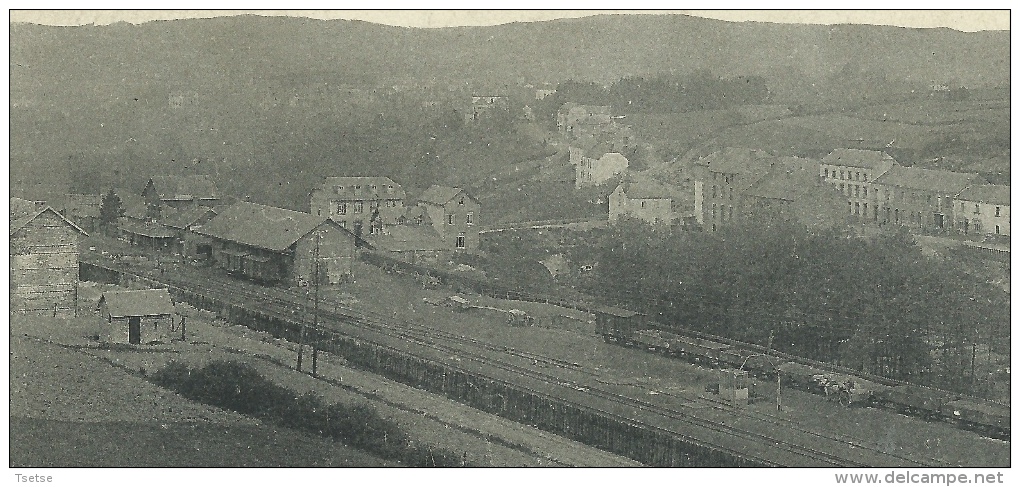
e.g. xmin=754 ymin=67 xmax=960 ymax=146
xmin=310 ymin=177 xmax=406 ymax=236
xmin=416 ymin=185 xmax=481 ymax=251
xmin=693 ymin=148 xmax=774 ymax=232
xmin=739 ymin=157 xmax=849 ymax=230
xmin=820 ymin=149 xmax=898 ymax=222
xmin=363 ymin=223 xmax=450 ymax=266
xmin=953 ymin=184 xmax=1011 ymax=238
xmin=569 ymin=145 xmax=629 ymax=188
xmin=468 ymin=95 xmax=510 ymax=122
xmin=872 ymin=166 xmax=985 ymax=233
xmin=97 ymin=289 xmax=175 ymax=345
xmin=142 ymin=175 xmax=221 ymax=212
xmin=191 ymin=202 xmax=356 ymax=285
xmin=110 ymin=187 xmax=178 ymax=250
xmin=10 ymin=207 xmax=88 ymax=317
xmin=608 ymin=179 xmax=683 ymax=226
xmin=557 ymin=103 xmax=613 ymax=137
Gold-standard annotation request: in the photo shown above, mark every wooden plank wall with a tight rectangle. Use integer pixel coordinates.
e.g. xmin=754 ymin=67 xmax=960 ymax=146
xmin=10 ymin=212 xmax=80 ymax=315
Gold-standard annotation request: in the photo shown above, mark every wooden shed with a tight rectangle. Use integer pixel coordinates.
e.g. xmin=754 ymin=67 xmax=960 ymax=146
xmin=10 ymin=206 xmax=87 ymax=317
xmin=97 ymin=289 xmax=176 ymax=345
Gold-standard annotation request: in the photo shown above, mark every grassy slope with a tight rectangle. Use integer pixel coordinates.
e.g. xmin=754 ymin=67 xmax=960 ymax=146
xmin=10 ymin=417 xmax=393 ymax=467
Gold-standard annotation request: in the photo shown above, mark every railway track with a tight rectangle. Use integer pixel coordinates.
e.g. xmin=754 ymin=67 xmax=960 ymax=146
xmin=88 ymin=257 xmax=946 ymax=466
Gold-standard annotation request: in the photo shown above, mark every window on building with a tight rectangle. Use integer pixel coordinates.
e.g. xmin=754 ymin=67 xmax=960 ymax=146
xmin=466 ymin=213 xmax=473 ymax=225
xmin=456 ymin=235 xmax=466 ymax=249
xmin=863 ymin=174 xmax=868 ymax=182
xmin=840 ymin=171 xmax=845 ymax=180
xmin=995 ymin=206 xmax=1001 ymax=217
xmin=353 ymin=202 xmax=363 ymax=214
xmin=863 ymin=187 xmax=868 ymax=198
xmin=334 ymin=185 xmax=343 ymax=194
xmin=824 ymin=168 xmax=829 ymax=178
xmin=863 ymin=203 xmax=868 ymax=215
xmin=974 ymin=204 xmax=980 ymax=214
xmin=459 ymin=197 xmax=465 ymax=205
xmin=840 ymin=183 xmax=845 ymax=193
xmin=995 ymin=225 xmax=1000 ymax=235
xmin=640 ymin=201 xmax=646 ymax=208
xmin=854 ymin=202 xmax=860 ymax=215
xmin=855 ymin=172 xmax=860 ymax=181
xmin=337 ymin=203 xmax=347 ymax=215
xmin=447 ymin=214 xmax=454 ymax=225
xmin=712 ymin=185 xmax=717 ymax=198
xmin=855 ymin=185 xmax=860 ymax=198
xmin=712 ymin=204 xmax=717 ymax=219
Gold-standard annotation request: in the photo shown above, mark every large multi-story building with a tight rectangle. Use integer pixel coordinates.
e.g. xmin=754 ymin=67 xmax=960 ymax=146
xmin=953 ymin=184 xmax=1011 ymax=237
xmin=416 ymin=185 xmax=481 ymax=251
xmin=693 ymin=148 xmax=774 ymax=232
xmin=872 ymin=166 xmax=984 ymax=232
xmin=310 ymin=177 xmax=406 ymax=235
xmin=819 ymin=149 xmax=898 ymax=221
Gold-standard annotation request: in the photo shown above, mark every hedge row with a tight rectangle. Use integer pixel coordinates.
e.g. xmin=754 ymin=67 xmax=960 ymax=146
xmin=151 ymin=360 xmax=467 ymax=466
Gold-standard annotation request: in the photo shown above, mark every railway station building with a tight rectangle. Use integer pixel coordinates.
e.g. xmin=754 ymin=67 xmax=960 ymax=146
xmin=191 ymin=201 xmax=357 ymax=285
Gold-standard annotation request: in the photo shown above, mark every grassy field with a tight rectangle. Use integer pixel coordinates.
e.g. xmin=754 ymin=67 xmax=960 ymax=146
xmin=10 ymin=417 xmax=393 ymax=467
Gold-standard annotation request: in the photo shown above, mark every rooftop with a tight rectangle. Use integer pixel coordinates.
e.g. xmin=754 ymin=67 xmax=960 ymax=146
xmin=957 ymin=184 xmax=1011 ymax=206
xmin=318 ymin=176 xmax=406 ymax=201
xmin=99 ymin=289 xmax=174 ymax=318
xmin=874 ymin=166 xmax=983 ymax=194
xmin=418 ymin=185 xmax=469 ymax=206
xmin=195 ymin=202 xmax=344 ymax=252
xmin=10 ymin=206 xmax=88 ymax=237
xmin=822 ymin=149 xmax=897 ymax=169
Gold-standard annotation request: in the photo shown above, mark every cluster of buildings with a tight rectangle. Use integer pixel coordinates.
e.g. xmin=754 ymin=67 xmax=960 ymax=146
xmin=612 ymin=147 xmax=1010 ymax=238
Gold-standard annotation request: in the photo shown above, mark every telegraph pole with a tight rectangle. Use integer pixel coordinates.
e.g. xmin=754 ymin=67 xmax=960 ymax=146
xmin=312 ymin=231 xmax=320 ymax=377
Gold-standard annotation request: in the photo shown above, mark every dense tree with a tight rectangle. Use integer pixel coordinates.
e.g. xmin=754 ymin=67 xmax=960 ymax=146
xmin=98 ymin=188 xmax=124 ymax=232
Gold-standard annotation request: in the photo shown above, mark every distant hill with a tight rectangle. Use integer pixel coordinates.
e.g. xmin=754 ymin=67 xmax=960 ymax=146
xmin=10 ymin=14 xmax=1009 ymax=208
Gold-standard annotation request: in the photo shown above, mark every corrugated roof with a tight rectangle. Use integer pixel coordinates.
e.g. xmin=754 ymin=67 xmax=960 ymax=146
xmin=10 ymin=206 xmax=88 ymax=237
xmin=318 ymin=176 xmax=406 ymax=201
xmin=874 ymin=166 xmax=983 ymax=194
xmin=194 ymin=202 xmax=342 ymax=252
xmin=148 ymin=175 xmax=220 ymax=201
xmin=822 ymin=148 xmax=897 ymax=169
xmin=957 ymin=184 xmax=1010 ymax=205
xmin=99 ymin=289 xmax=174 ymax=318
xmin=366 ymin=225 xmax=448 ymax=252
xmin=418 ymin=185 xmax=465 ymax=205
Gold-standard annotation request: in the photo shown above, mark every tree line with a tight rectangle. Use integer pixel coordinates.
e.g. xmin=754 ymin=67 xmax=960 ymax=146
xmin=563 ymin=217 xmax=1009 ymax=394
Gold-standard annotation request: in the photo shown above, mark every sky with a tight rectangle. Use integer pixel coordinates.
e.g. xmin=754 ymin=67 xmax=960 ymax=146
xmin=8 ymin=9 xmax=1011 ymax=32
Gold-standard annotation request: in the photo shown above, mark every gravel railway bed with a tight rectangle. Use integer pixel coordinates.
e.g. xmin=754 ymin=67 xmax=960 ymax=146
xmin=83 ymin=257 xmax=992 ymax=467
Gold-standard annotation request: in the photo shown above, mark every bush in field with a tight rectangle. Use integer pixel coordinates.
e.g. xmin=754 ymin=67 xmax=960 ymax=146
xmin=151 ymin=360 xmax=465 ymax=466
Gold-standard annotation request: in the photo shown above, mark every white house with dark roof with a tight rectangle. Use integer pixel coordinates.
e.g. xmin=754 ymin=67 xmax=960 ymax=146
xmin=416 ymin=185 xmax=481 ymax=251
xmin=310 ymin=177 xmax=406 ymax=233
xmin=191 ymin=202 xmax=356 ymax=284
xmin=569 ymin=145 xmax=629 ymax=188
xmin=953 ymin=184 xmax=1010 ymax=237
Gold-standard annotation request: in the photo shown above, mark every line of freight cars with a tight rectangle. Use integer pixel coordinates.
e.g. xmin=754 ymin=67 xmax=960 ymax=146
xmin=594 ymin=306 xmax=1010 ymax=441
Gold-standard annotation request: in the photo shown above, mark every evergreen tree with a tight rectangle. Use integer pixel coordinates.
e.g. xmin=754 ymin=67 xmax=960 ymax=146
xmin=98 ymin=189 xmax=124 ymax=232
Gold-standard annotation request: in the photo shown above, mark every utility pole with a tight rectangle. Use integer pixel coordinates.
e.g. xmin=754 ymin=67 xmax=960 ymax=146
xmin=312 ymin=231 xmax=320 ymax=377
